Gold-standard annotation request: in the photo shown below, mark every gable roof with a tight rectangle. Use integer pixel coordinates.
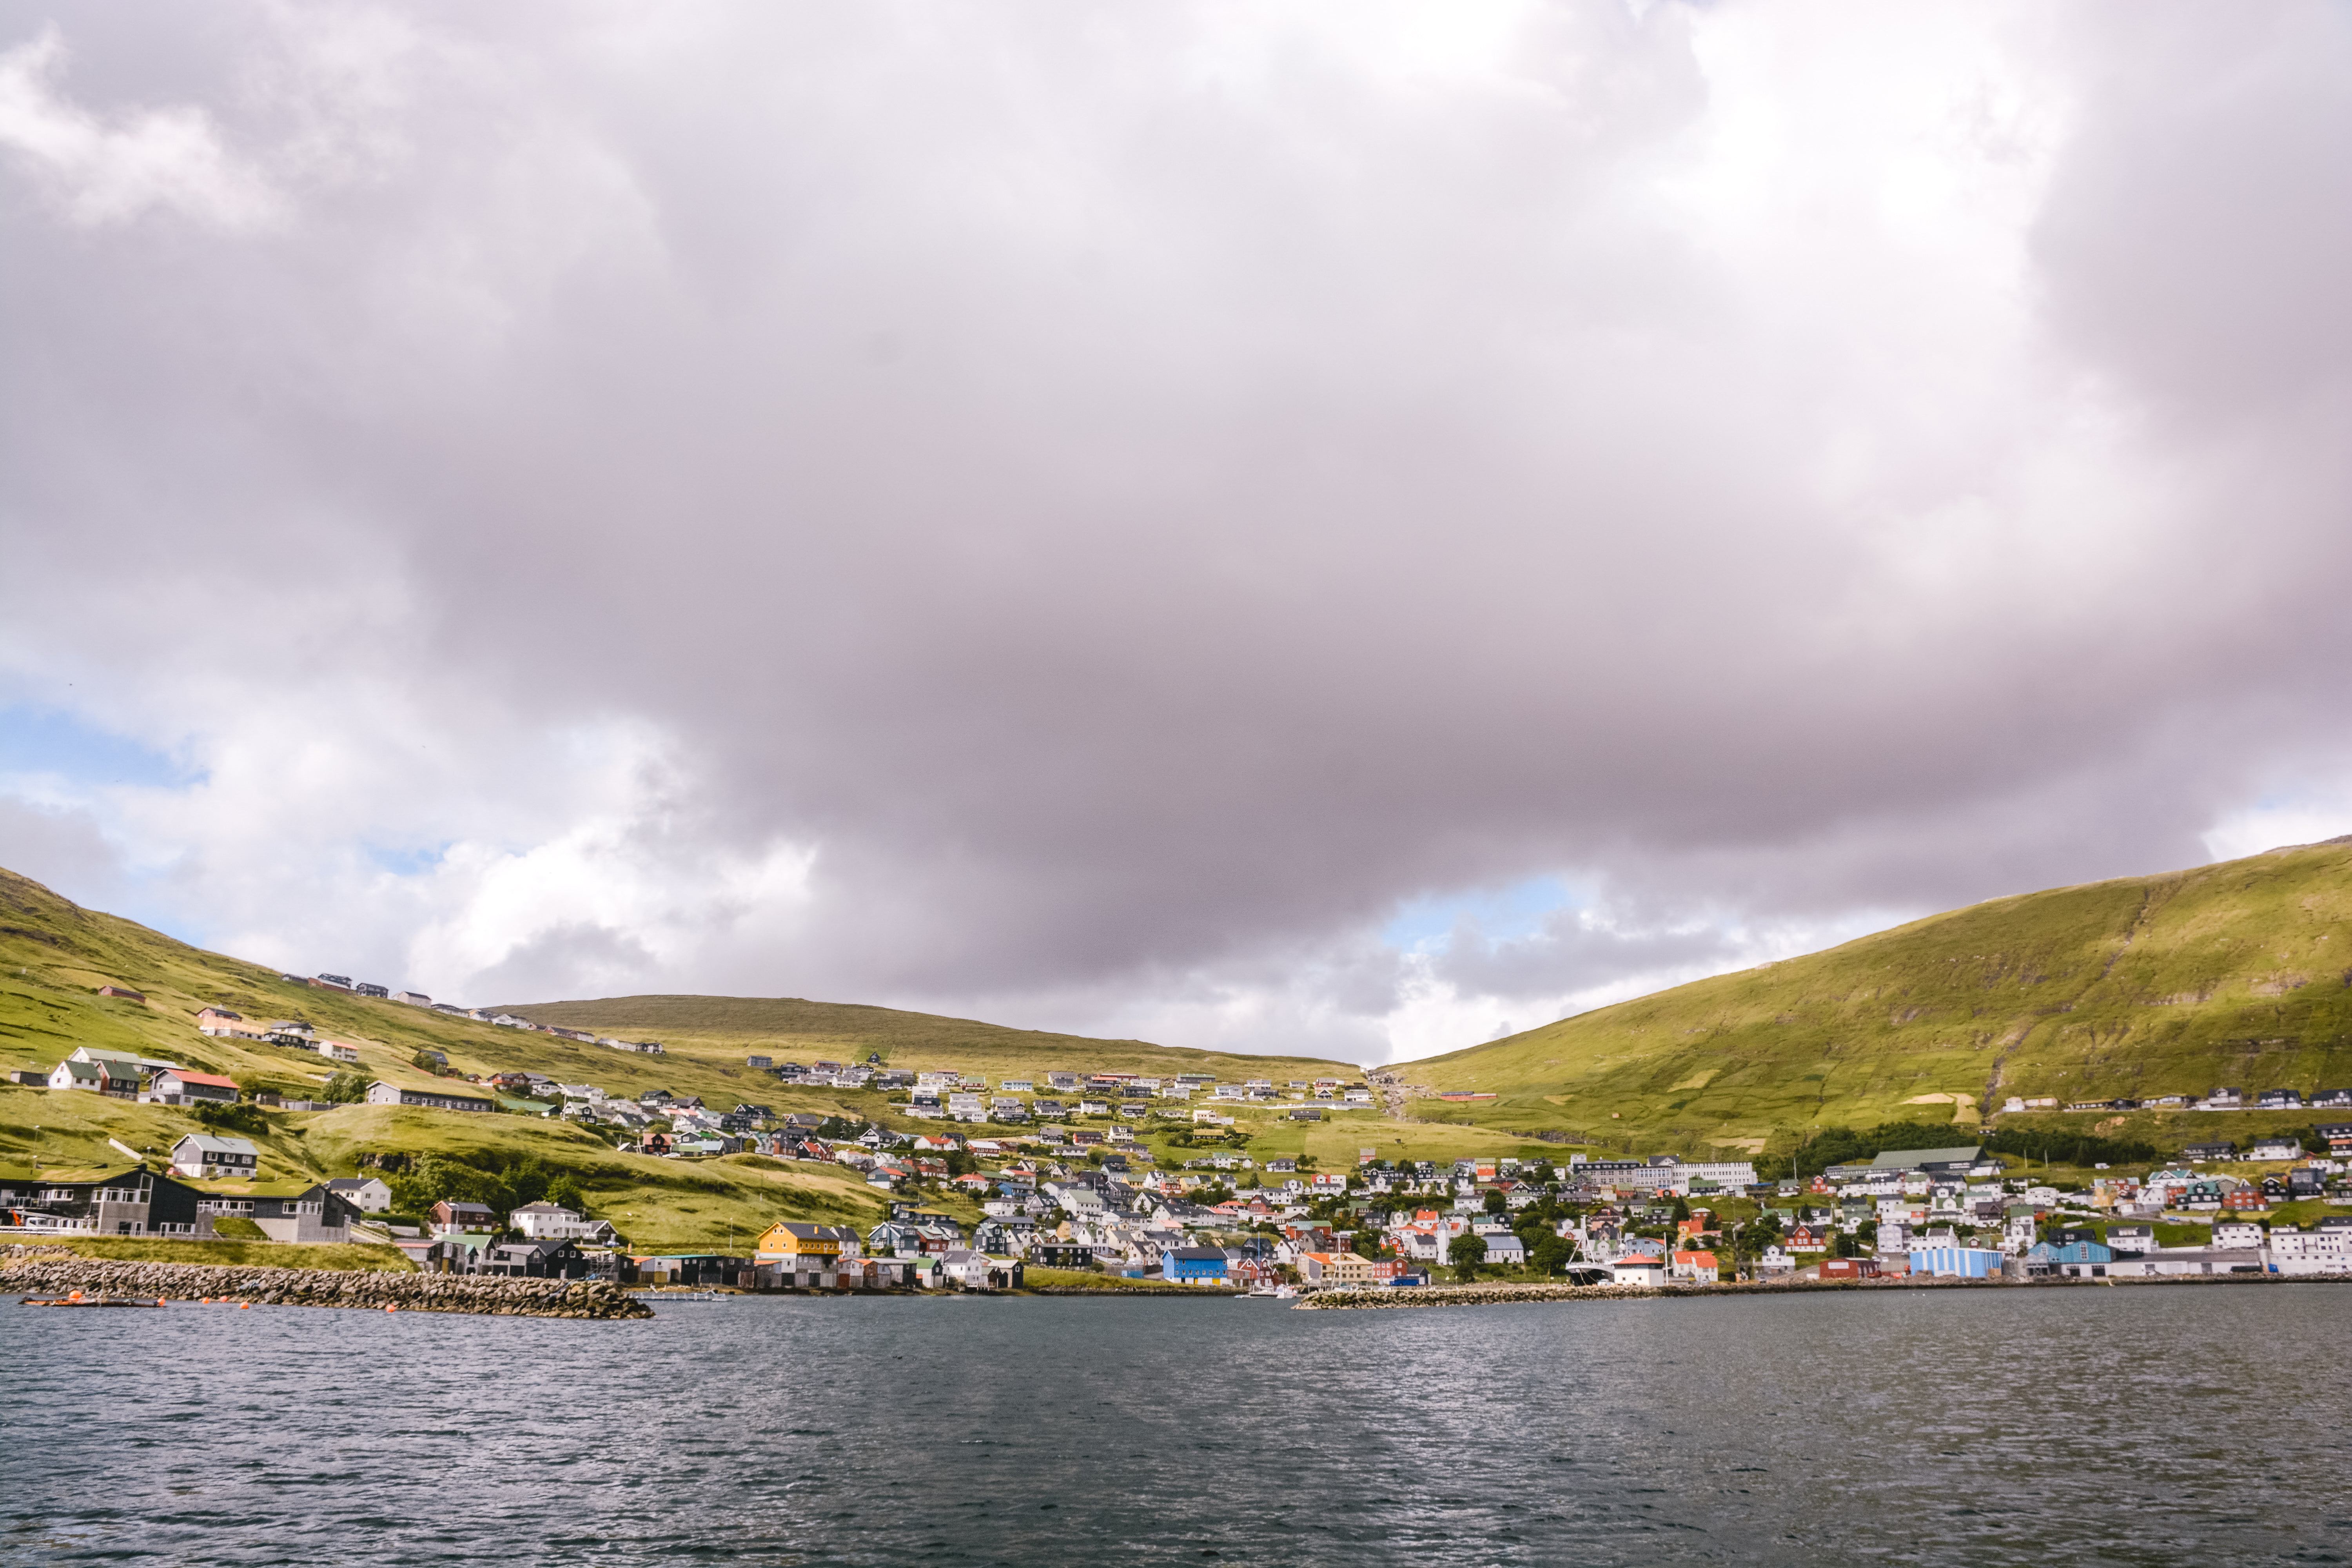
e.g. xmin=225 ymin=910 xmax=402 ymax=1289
xmin=1869 ymin=1146 xmax=1984 ymax=1170
xmin=174 ymin=1134 xmax=259 ymax=1157
xmin=157 ymin=1070 xmax=240 ymax=1090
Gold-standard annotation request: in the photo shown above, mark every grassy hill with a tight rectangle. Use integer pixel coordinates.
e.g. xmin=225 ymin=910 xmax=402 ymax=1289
xmin=1397 ymin=840 xmax=2352 ymax=1163
xmin=0 ymin=865 xmax=1386 ymax=1249
xmin=493 ymin=993 xmax=1350 ymax=1085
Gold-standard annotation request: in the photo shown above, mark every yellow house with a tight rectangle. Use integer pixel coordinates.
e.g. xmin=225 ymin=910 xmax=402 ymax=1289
xmin=757 ymin=1222 xmax=852 ymax=1262
xmin=1297 ymin=1251 xmax=1375 ymax=1286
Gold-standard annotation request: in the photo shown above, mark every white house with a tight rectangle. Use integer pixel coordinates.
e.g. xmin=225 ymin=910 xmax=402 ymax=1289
xmin=510 ymin=1201 xmax=608 ymax=1241
xmin=171 ymin=1134 xmax=260 ymax=1180
xmin=1610 ymin=1255 xmax=1667 ymax=1287
xmin=326 ymin=1176 xmax=394 ymax=1212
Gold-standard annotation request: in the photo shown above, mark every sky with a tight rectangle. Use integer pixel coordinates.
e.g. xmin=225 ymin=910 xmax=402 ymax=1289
xmin=2 ymin=2 xmax=2350 ymax=1066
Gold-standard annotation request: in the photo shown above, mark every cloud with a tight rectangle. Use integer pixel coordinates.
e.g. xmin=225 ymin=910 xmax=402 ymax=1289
xmin=0 ymin=27 xmax=282 ymax=229
xmin=1 ymin=2 xmax=2348 ymax=1062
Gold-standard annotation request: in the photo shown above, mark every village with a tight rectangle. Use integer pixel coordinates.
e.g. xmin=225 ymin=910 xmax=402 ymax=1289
xmin=12 ymin=1029 xmax=2352 ymax=1297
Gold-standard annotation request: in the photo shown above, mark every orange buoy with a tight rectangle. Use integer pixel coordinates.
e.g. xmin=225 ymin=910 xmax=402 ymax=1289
xmin=385 ymin=1305 xmax=397 ymax=1313
xmin=238 ymin=1302 xmax=250 ymax=1310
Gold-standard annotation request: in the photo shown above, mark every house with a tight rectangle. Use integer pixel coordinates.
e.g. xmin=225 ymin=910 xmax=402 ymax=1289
xmin=1481 ymin=1234 xmax=1529 ymax=1269
xmin=942 ymin=1250 xmax=1024 ymax=1289
xmin=2248 ymin=1137 xmax=2304 ymax=1161
xmin=1670 ymin=1249 xmax=1721 ymax=1283
xmin=478 ymin=1236 xmax=592 ymax=1278
xmin=145 ymin=1069 xmax=240 ymax=1107
xmin=1610 ymin=1255 xmax=1667 ymax=1287
xmin=326 ymin=1176 xmax=393 ymax=1212
xmin=1820 ymin=1256 xmax=1882 ymax=1279
xmin=1909 ymin=1241 xmax=2005 ymax=1278
xmin=245 ymin=1182 xmax=364 ymax=1244
xmin=48 ymin=1056 xmax=146 ymax=1097
xmin=0 ymin=1165 xmax=214 ymax=1238
xmin=170 ymin=1134 xmax=261 ymax=1180
xmin=757 ymin=1221 xmax=863 ymax=1285
xmin=194 ymin=1007 xmax=249 ymax=1037
xmin=431 ymin=1199 xmax=499 ymax=1235
xmin=1755 ymin=1245 xmax=1796 ymax=1278
xmin=2026 ymin=1239 xmax=2116 ymax=1277
xmin=510 ymin=1201 xmax=606 ymax=1240
xmin=1292 ymin=1251 xmax=1369 ymax=1286
xmin=364 ymin=1081 xmax=496 ymax=1114
xmin=96 ymin=985 xmax=146 ymax=1000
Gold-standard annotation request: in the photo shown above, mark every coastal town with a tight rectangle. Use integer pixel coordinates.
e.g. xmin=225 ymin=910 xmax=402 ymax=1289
xmin=10 ymin=998 xmax=2352 ymax=1299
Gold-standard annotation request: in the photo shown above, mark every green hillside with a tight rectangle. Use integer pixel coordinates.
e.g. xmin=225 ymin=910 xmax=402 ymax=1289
xmin=494 ymin=993 xmax=1349 ymax=1085
xmin=1397 ymin=840 xmax=2352 ymax=1163
xmin=0 ymin=865 xmax=1365 ymax=1249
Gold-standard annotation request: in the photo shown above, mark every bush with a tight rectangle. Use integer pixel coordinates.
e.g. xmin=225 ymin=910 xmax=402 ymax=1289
xmin=321 ymin=1071 xmax=370 ymax=1104
xmin=190 ymin=1102 xmax=269 ymax=1137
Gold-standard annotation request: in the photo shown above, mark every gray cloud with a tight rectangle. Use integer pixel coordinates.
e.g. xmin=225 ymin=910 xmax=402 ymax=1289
xmin=2 ymin=2 xmax=2348 ymax=1056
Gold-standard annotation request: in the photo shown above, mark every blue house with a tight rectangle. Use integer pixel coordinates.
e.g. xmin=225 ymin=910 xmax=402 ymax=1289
xmin=1163 ymin=1246 xmax=1230 ymax=1284
xmin=2026 ymin=1239 xmax=2114 ymax=1278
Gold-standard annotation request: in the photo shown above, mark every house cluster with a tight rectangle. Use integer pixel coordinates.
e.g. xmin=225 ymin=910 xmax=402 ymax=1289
xmin=382 ymin=1197 xmax=626 ymax=1278
xmin=1544 ymin=1142 xmax=2352 ymax=1285
xmin=2009 ymin=1086 xmax=2351 ymax=1114
xmin=745 ymin=1063 xmax=1379 ymax=1120
xmin=36 ymin=1045 xmax=289 ymax=1108
xmin=0 ymin=1143 xmax=367 ymax=1245
xmin=277 ymin=975 xmax=668 ymax=1054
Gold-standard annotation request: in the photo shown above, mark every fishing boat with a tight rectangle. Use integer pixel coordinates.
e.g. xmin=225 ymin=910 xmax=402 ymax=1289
xmin=20 ymin=1290 xmax=165 ymax=1308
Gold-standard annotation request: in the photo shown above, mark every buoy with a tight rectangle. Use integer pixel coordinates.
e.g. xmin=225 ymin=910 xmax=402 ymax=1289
xmin=239 ymin=1302 xmax=250 ymax=1310
xmin=385 ymin=1305 xmax=397 ymax=1313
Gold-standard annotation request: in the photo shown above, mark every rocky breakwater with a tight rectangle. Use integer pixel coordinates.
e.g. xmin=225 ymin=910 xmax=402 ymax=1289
xmin=1 ymin=1248 xmax=652 ymax=1319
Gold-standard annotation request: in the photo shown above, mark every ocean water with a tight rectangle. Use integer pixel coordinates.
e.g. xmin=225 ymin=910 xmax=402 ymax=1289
xmin=4 ymin=1285 xmax=2347 ymax=1566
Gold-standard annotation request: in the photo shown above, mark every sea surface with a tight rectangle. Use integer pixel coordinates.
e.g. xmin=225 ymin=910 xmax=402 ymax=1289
xmin=4 ymin=1283 xmax=2347 ymax=1566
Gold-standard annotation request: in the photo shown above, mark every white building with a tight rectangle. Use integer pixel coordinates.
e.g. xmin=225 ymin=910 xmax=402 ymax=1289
xmin=2265 ymin=1229 xmax=2352 ymax=1276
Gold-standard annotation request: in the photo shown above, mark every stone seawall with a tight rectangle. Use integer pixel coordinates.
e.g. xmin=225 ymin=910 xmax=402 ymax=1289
xmin=1298 ymin=1273 xmax=2350 ymax=1309
xmin=1 ymin=1250 xmax=652 ymax=1319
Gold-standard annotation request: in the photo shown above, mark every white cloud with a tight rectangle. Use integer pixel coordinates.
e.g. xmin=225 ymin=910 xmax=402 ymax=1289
xmin=0 ymin=28 xmax=283 ymax=229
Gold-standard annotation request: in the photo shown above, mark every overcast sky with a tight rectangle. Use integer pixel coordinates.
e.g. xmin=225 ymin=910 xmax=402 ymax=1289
xmin=2 ymin=2 xmax=2348 ymax=1064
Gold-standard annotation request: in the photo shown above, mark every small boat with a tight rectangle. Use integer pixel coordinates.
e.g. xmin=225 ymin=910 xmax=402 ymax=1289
xmin=21 ymin=1291 xmax=165 ymax=1308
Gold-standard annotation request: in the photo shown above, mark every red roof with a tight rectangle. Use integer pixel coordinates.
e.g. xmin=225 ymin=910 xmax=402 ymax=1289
xmin=167 ymin=1071 xmax=240 ymax=1089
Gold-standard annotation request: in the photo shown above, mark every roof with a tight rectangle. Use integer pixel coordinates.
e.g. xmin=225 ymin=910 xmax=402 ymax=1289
xmin=326 ymin=1177 xmax=384 ymax=1190
xmin=175 ymin=1134 xmax=259 ymax=1157
xmin=158 ymin=1070 xmax=239 ymax=1089
xmin=1869 ymin=1146 xmax=1984 ymax=1170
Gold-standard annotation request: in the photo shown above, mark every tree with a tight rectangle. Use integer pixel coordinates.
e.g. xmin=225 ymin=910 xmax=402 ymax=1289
xmin=321 ymin=1071 xmax=370 ymax=1104
xmin=1482 ymin=1188 xmax=1507 ymax=1216
xmin=1529 ymin=1234 xmax=1572 ymax=1276
xmin=1450 ymin=1233 xmax=1488 ymax=1281
xmin=1670 ymin=1196 xmax=1692 ymax=1222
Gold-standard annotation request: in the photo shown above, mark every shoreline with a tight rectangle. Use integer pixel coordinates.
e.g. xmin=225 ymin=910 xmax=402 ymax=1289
xmin=0 ymin=1251 xmax=652 ymax=1319
xmin=1296 ymin=1272 xmax=2352 ymax=1308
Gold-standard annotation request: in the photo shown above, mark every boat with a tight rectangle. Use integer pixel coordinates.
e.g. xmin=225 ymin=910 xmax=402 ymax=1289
xmin=20 ymin=1291 xmax=165 ymax=1308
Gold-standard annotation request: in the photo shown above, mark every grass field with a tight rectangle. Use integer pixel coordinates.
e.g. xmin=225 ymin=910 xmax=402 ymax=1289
xmin=1397 ymin=841 xmax=2352 ymax=1161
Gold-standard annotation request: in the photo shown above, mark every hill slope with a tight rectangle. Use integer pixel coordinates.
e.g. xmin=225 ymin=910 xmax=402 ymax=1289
xmin=494 ymin=994 xmax=1347 ymax=1085
xmin=1399 ymin=840 xmax=2352 ymax=1159
xmin=0 ymin=866 xmax=1343 ymax=1247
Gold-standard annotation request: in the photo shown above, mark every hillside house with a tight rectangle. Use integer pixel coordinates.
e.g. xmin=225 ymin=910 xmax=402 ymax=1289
xmin=170 ymin=1134 xmax=259 ymax=1181
xmin=431 ymin=1199 xmax=498 ymax=1235
xmin=145 ymin=1069 xmax=239 ymax=1107
xmin=326 ymin=1176 xmax=393 ymax=1212
xmin=1610 ymin=1255 xmax=1666 ymax=1287
xmin=365 ymin=1081 xmax=496 ymax=1114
